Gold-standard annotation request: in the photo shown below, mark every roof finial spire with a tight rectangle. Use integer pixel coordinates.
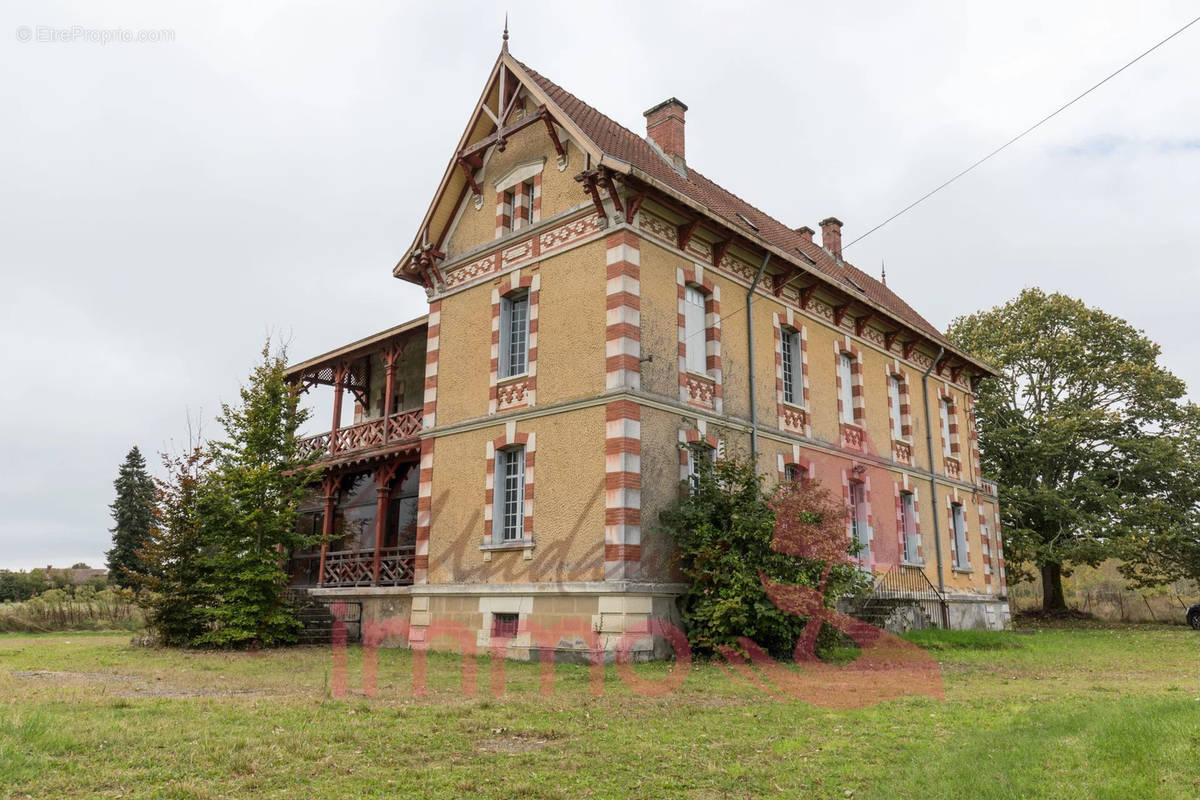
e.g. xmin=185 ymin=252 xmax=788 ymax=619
xmin=502 ymin=14 xmax=509 ymax=51
xmin=881 ymin=259 xmax=887 ymax=286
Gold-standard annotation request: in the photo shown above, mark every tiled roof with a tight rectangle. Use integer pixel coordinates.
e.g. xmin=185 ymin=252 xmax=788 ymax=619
xmin=518 ymin=60 xmax=950 ymax=345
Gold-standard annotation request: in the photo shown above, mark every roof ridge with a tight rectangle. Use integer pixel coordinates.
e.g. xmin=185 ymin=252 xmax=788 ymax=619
xmin=514 ymin=58 xmax=658 ymax=156
xmin=511 ymin=56 xmax=950 ymax=345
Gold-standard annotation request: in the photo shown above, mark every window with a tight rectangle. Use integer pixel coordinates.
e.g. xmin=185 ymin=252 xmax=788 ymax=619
xmin=495 ymin=447 xmax=526 ymax=541
xmin=520 ymin=179 xmax=535 ymax=227
xmin=849 ymin=481 xmax=868 ymax=556
xmin=686 ymin=443 xmax=715 ymax=490
xmin=784 ymin=463 xmax=802 ymax=483
xmin=888 ymin=375 xmax=904 ymax=437
xmin=684 ymin=286 xmax=707 ymax=374
xmin=499 ymin=291 xmax=529 ymax=378
xmin=492 ymin=612 xmax=519 ymax=639
xmin=900 ymin=492 xmax=919 ymax=563
xmin=940 ymin=398 xmax=954 ymax=455
xmin=951 ymin=503 xmax=968 ymax=569
xmin=781 ymin=327 xmax=802 ymax=405
xmin=502 ymin=188 xmax=515 ymax=233
xmin=838 ymin=353 xmax=855 ymax=424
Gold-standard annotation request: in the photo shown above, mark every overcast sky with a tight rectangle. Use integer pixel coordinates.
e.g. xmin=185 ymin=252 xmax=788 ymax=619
xmin=2 ymin=1 xmax=1197 ymax=571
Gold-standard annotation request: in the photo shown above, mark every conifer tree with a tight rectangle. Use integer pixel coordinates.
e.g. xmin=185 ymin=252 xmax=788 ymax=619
xmin=105 ymin=446 xmax=155 ymax=587
xmin=197 ymin=341 xmax=316 ymax=648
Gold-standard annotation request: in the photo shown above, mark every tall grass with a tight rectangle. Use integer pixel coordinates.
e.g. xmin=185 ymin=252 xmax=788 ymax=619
xmin=0 ymin=587 xmax=143 ymax=632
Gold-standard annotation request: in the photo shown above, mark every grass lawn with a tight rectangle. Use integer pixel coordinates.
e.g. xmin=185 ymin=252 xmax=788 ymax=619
xmin=1 ymin=624 xmax=1198 ymax=799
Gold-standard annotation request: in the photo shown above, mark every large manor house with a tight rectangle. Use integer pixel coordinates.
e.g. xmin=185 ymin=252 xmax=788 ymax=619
xmin=284 ymin=41 xmax=1009 ymax=660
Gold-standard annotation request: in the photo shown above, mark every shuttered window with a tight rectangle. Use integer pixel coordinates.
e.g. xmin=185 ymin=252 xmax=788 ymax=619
xmin=838 ymin=353 xmax=855 ymax=424
xmin=889 ymin=376 xmax=904 ymax=437
xmin=684 ymin=286 xmax=707 ymax=374
xmin=952 ymin=503 xmax=969 ymax=568
xmin=901 ymin=492 xmax=919 ymax=563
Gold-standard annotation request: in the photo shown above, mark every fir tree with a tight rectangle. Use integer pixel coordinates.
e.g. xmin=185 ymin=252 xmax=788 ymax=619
xmin=197 ymin=341 xmax=317 ymax=648
xmin=105 ymin=446 xmax=155 ymax=587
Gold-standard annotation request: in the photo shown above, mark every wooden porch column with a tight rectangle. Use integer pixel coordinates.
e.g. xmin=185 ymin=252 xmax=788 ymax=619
xmin=318 ymin=476 xmax=338 ymax=587
xmin=330 ymin=363 xmax=347 ymax=455
xmin=372 ymin=461 xmax=400 ymax=585
xmin=372 ymin=485 xmax=390 ymax=585
xmin=381 ymin=345 xmax=398 ymax=444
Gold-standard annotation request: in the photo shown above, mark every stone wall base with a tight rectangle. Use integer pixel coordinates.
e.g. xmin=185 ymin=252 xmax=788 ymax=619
xmin=309 ymin=582 xmax=686 ymax=662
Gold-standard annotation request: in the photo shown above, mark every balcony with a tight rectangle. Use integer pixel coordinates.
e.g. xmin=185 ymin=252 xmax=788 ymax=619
xmin=298 ymin=408 xmax=423 ymax=461
xmin=290 ymin=546 xmax=416 ymax=588
xmin=286 ymin=315 xmax=428 ymax=466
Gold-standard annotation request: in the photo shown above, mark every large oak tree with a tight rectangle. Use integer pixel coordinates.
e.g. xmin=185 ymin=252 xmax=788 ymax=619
xmin=948 ymin=288 xmax=1196 ymax=611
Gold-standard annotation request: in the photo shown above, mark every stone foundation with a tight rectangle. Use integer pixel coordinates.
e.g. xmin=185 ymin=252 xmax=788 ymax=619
xmin=309 ymin=582 xmax=686 ymax=662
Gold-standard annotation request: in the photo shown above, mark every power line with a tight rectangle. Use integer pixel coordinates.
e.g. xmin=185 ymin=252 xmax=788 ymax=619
xmin=843 ymin=14 xmax=1200 ymax=252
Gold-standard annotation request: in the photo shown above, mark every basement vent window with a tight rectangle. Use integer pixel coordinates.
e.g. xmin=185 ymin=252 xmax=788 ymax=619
xmin=492 ymin=613 xmax=519 ymax=639
xmin=735 ymin=212 xmax=759 ymax=231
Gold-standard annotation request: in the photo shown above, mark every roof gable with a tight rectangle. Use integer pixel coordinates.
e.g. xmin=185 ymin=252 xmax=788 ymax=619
xmin=396 ymin=50 xmax=995 ymax=376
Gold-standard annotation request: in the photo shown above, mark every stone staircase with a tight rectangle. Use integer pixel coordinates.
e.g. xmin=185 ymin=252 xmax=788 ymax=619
xmin=285 ymin=588 xmax=362 ymax=645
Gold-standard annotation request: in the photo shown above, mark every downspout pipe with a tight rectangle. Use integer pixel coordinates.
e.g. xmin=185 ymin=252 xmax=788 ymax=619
xmin=921 ymin=346 xmax=948 ymax=624
xmin=746 ymin=253 xmax=771 ymax=467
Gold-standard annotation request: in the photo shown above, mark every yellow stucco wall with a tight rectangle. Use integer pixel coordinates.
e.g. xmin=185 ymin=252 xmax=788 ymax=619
xmin=444 ymin=122 xmax=586 ymax=262
xmin=426 ymin=406 xmax=607 ymax=586
xmin=532 ymin=241 xmax=607 ymax=405
xmin=635 ymin=240 xmax=684 ymax=399
xmin=432 ymin=238 xmax=607 ymax=428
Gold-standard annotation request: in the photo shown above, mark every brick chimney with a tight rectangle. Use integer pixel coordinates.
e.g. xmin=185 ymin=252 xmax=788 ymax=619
xmin=644 ymin=98 xmax=688 ymax=167
xmin=820 ymin=217 xmax=844 ymax=260
xmin=795 ymin=225 xmax=815 ymax=243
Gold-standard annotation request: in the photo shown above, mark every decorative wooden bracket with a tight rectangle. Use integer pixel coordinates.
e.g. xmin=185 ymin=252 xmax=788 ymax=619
xmin=799 ymin=285 xmax=817 ymax=310
xmin=772 ymin=267 xmax=805 ymax=297
xmin=539 ymin=106 xmax=566 ymax=159
xmin=574 ymin=170 xmax=608 ymax=219
xmin=677 ymin=218 xmax=700 ymax=251
xmin=855 ymin=312 xmax=874 ymax=337
xmin=375 ymin=458 xmax=406 ymax=491
xmin=625 ymin=193 xmax=645 ymax=225
xmin=712 ymin=239 xmax=732 ymax=268
xmin=457 ymin=157 xmax=483 ymax=199
xmin=600 ymin=171 xmax=623 ymax=215
xmin=321 ymin=473 xmax=343 ymax=499
xmin=833 ymin=303 xmax=850 ymax=328
xmin=950 ymin=364 xmax=963 ymax=384
xmin=902 ymin=340 xmax=918 ymax=360
xmin=884 ymin=330 xmax=899 ymax=351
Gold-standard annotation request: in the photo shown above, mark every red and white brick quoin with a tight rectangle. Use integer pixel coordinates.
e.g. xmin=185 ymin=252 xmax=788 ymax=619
xmin=604 ymin=230 xmax=642 ymax=578
xmin=414 ymin=299 xmax=441 ymax=585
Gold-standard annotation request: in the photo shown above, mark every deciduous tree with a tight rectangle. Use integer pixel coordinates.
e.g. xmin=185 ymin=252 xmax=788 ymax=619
xmin=948 ymin=288 xmax=1196 ymax=611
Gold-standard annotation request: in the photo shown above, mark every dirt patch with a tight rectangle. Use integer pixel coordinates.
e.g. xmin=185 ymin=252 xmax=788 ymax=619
xmin=10 ymin=669 xmax=261 ymax=698
xmin=476 ymin=727 xmax=557 ymax=754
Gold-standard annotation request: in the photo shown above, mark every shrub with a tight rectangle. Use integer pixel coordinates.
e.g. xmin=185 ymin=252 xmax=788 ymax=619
xmin=0 ymin=586 xmax=143 ymax=633
xmin=660 ymin=451 xmax=867 ymax=659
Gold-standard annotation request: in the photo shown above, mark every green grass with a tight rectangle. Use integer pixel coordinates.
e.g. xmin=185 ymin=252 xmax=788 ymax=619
xmin=1 ymin=625 xmax=1198 ymax=799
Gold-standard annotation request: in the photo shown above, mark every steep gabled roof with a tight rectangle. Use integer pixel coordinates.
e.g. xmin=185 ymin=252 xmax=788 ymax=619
xmin=397 ymin=50 xmax=994 ymax=375
xmin=518 ymin=60 xmax=946 ymax=342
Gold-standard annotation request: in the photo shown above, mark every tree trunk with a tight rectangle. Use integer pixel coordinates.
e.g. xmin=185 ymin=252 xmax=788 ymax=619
xmin=1041 ymin=562 xmax=1067 ymax=611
